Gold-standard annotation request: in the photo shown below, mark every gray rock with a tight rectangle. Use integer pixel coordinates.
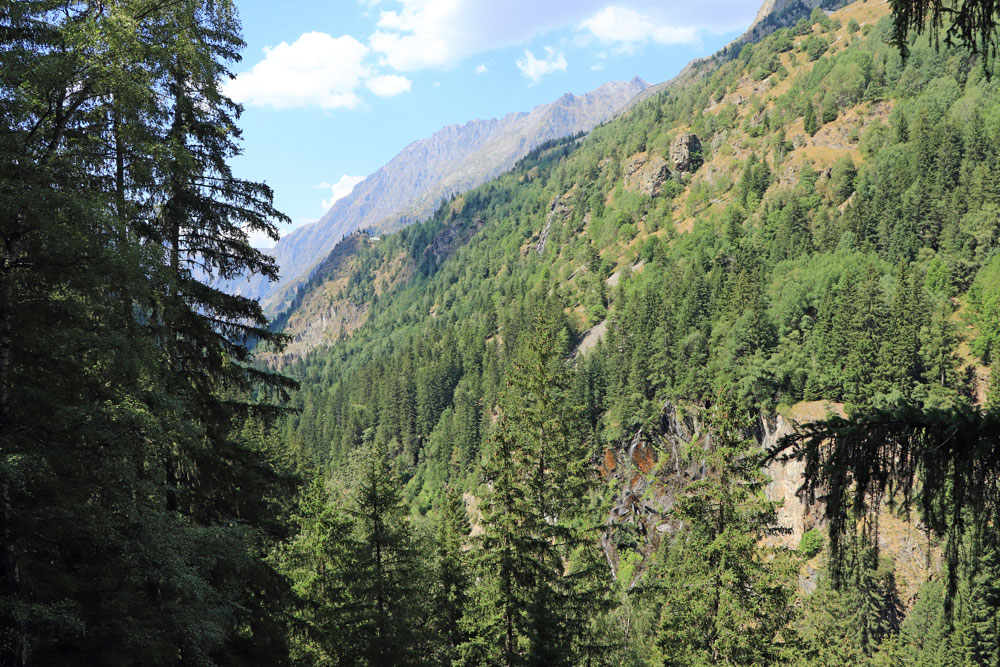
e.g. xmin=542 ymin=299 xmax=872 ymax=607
xmin=670 ymin=133 xmax=703 ymax=173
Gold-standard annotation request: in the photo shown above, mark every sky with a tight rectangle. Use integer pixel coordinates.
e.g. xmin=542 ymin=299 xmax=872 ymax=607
xmin=227 ymin=0 xmax=762 ymax=246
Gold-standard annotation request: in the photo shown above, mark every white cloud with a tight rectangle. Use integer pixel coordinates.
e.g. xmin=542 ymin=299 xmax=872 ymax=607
xmin=226 ymin=1 xmax=759 ymax=109
xmin=475 ymin=63 xmax=488 ymax=74
xmin=225 ymin=32 xmax=370 ymax=109
xmin=246 ymin=225 xmax=285 ymax=249
xmin=227 ymin=1 xmax=761 ymax=111
xmin=319 ymin=175 xmax=365 ymax=211
xmin=516 ymin=47 xmax=567 ymax=84
xmin=580 ymin=6 xmax=700 ymax=52
xmin=368 ymin=0 xmax=606 ymax=71
xmin=365 ymin=74 xmax=412 ymax=96
xmin=364 ymin=1 xmax=757 ymax=72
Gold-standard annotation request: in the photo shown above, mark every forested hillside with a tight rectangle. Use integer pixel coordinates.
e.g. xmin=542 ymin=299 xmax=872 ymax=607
xmin=7 ymin=0 xmax=1000 ymax=665
xmin=272 ymin=0 xmax=1000 ymax=663
xmin=280 ymin=0 xmax=989 ymax=467
xmin=230 ymin=78 xmax=649 ymax=315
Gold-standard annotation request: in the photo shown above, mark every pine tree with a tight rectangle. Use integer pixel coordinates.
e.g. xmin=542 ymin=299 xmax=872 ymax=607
xmin=656 ymin=398 xmax=799 ymax=665
xmin=280 ymin=475 xmax=355 ymax=665
xmin=460 ymin=311 xmax=611 ymax=666
xmin=987 ymin=357 xmax=1000 ymax=412
xmin=430 ymin=486 xmax=473 ymax=663
xmin=1 ymin=2 xmax=298 ymax=663
xmin=458 ymin=412 xmax=552 ymax=667
xmin=896 ymin=579 xmax=948 ymax=665
xmin=795 ymin=575 xmax=865 ymax=665
xmin=969 ymin=537 xmax=1000 ymax=666
xmin=342 ymin=446 xmax=428 ymax=666
xmin=849 ymin=542 xmax=901 ymax=656
xmin=804 ymin=100 xmax=819 ymax=136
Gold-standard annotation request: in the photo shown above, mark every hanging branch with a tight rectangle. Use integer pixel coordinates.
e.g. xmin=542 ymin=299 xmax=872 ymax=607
xmin=890 ymin=0 xmax=1000 ymax=65
xmin=768 ymin=405 xmax=1000 ymax=587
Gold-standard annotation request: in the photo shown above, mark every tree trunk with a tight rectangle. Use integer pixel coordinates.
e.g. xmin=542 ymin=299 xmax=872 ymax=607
xmin=0 ymin=219 xmax=25 ymax=667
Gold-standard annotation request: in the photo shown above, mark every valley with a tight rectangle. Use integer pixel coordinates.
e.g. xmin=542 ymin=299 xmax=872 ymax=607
xmin=5 ymin=0 xmax=1000 ymax=664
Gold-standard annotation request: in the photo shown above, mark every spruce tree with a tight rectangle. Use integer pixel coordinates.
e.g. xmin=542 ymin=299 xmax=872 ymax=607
xmin=460 ymin=310 xmax=611 ymax=666
xmin=431 ymin=486 xmax=473 ymax=663
xmin=804 ymin=101 xmax=819 ymax=136
xmin=458 ymin=412 xmax=551 ymax=667
xmin=0 ymin=2 xmax=297 ymax=662
xmin=342 ymin=446 xmax=427 ymax=666
xmin=280 ymin=475 xmax=355 ymax=665
xmin=656 ymin=398 xmax=798 ymax=665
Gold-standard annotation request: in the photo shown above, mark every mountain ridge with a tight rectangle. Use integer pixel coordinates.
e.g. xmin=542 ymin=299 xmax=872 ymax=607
xmin=238 ymin=77 xmax=650 ymax=313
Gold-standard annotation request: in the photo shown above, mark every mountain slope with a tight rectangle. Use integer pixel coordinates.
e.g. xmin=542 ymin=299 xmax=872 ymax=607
xmin=274 ymin=0 xmax=996 ymax=512
xmin=242 ymin=78 xmax=649 ymax=313
xmin=268 ymin=0 xmax=1000 ymax=660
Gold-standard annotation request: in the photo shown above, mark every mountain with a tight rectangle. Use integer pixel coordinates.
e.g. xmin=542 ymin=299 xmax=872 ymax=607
xmin=267 ymin=0 xmax=1000 ymax=661
xmin=275 ymin=0 xmax=994 ymax=612
xmin=240 ymin=77 xmax=649 ymax=313
xmin=267 ymin=0 xmax=859 ymax=363
xmin=630 ymin=0 xmax=852 ymax=106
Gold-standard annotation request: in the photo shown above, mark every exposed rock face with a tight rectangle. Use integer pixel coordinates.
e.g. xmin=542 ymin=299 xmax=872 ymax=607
xmin=573 ymin=320 xmax=607 ymax=358
xmin=422 ymin=217 xmax=484 ymax=267
xmin=602 ymin=401 xmax=941 ymax=599
xmin=669 ymin=133 xmax=703 ymax=173
xmin=743 ymin=0 xmax=852 ymax=46
xmin=232 ymin=78 xmax=650 ymax=313
xmin=623 ymin=153 xmax=672 ymax=195
xmin=535 ymin=196 xmax=560 ymax=255
xmin=260 ymin=232 xmax=371 ymax=366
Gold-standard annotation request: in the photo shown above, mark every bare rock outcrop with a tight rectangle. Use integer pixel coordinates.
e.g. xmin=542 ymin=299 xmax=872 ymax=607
xmin=669 ymin=133 xmax=703 ymax=173
xmin=623 ymin=153 xmax=672 ymax=196
xmin=601 ymin=400 xmax=941 ymax=600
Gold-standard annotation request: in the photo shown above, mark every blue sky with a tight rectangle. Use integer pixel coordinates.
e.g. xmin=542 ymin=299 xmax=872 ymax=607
xmin=228 ymin=0 xmax=761 ymax=245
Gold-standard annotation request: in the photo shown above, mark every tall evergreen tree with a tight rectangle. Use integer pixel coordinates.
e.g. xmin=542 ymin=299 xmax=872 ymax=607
xmin=342 ymin=446 xmax=428 ymax=666
xmin=0 ymin=2 xmax=297 ymax=663
xmin=430 ymin=486 xmax=473 ymax=663
xmin=460 ymin=311 xmax=611 ymax=666
xmin=656 ymin=399 xmax=799 ymax=665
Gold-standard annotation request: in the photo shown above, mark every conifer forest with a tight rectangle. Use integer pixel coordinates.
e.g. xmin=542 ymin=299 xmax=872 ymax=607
xmin=7 ymin=0 xmax=1000 ymax=664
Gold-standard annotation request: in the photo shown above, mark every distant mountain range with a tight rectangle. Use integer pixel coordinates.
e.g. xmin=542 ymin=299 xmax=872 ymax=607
xmin=234 ymin=77 xmax=650 ymax=313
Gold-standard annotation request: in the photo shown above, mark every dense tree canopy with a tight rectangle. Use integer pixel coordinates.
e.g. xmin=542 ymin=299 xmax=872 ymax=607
xmin=6 ymin=0 xmax=1000 ymax=665
xmin=1 ymin=1 xmax=295 ymax=664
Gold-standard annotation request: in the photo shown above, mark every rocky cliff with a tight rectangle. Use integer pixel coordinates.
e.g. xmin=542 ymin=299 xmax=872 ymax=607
xmin=603 ymin=401 xmax=940 ymax=602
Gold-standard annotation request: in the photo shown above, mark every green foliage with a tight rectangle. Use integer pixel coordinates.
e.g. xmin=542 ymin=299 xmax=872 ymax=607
xmin=829 ymin=156 xmax=858 ymax=204
xmin=654 ymin=399 xmax=799 ymax=665
xmin=10 ymin=2 xmax=994 ymax=662
xmin=458 ymin=312 xmax=613 ymax=666
xmin=798 ymin=528 xmax=825 ymax=557
xmin=0 ymin=1 xmax=297 ymax=664
xmin=269 ymin=6 xmax=1000 ymax=664
xmin=968 ymin=254 xmax=1000 ymax=364
xmin=279 ymin=450 xmax=432 ymax=666
xmin=804 ymin=100 xmax=820 ymax=135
